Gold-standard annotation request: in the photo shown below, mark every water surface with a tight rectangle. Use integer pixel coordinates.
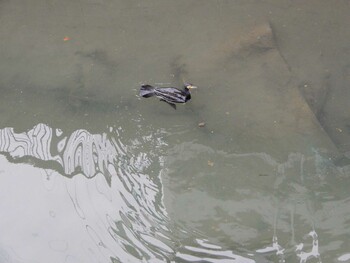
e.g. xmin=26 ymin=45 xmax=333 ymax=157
xmin=1 ymin=1 xmax=350 ymax=262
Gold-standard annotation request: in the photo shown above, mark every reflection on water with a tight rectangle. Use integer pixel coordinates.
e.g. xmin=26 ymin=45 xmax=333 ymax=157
xmin=160 ymin=139 xmax=350 ymax=262
xmin=1 ymin=123 xmax=350 ymax=262
xmin=0 ymin=123 xmax=172 ymax=262
xmin=0 ymin=124 xmax=256 ymax=262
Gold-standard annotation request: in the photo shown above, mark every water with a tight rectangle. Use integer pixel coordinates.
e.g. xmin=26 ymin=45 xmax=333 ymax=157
xmin=1 ymin=1 xmax=350 ymax=262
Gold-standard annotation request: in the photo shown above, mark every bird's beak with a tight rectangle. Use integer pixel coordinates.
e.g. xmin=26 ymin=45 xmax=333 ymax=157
xmin=187 ymin=85 xmax=198 ymax=89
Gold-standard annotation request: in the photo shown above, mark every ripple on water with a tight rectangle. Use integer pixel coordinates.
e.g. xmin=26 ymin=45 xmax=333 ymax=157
xmin=0 ymin=123 xmax=258 ymax=262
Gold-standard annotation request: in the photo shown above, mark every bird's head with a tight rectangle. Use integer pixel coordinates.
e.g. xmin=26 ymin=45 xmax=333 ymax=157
xmin=184 ymin=83 xmax=198 ymax=90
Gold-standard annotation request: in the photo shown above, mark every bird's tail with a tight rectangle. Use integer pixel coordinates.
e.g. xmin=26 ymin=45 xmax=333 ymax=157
xmin=140 ymin=84 xmax=155 ymax=98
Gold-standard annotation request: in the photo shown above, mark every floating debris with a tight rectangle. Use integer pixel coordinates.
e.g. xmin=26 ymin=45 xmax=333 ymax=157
xmin=336 ymin=128 xmax=343 ymax=133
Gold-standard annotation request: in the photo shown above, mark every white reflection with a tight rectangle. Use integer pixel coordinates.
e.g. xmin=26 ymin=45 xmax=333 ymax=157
xmin=0 ymin=124 xmax=118 ymax=178
xmin=296 ymin=231 xmax=320 ymax=263
xmin=0 ymin=123 xmax=170 ymax=262
xmin=179 ymin=245 xmax=255 ymax=263
xmin=0 ymin=123 xmax=254 ymax=263
xmin=338 ymin=253 xmax=350 ymax=261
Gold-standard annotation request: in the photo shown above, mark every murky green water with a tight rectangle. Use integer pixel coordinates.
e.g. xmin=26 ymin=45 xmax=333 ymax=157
xmin=1 ymin=1 xmax=350 ymax=262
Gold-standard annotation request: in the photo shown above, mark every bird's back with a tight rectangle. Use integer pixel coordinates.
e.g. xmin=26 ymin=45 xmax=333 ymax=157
xmin=154 ymin=87 xmax=188 ymax=103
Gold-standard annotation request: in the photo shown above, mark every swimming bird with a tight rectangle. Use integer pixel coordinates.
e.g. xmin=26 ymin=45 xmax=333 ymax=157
xmin=139 ymin=83 xmax=197 ymax=109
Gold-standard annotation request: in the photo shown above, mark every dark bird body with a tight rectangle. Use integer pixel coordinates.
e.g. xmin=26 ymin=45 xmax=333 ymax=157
xmin=139 ymin=84 xmax=197 ymax=109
